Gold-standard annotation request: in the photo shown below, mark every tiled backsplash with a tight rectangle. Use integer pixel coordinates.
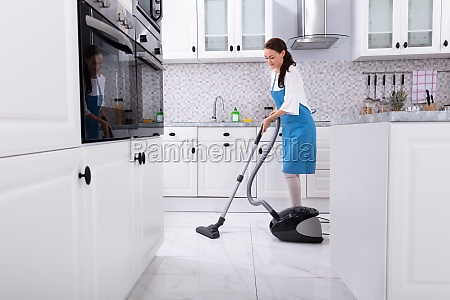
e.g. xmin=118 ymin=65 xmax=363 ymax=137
xmin=162 ymin=58 xmax=450 ymax=123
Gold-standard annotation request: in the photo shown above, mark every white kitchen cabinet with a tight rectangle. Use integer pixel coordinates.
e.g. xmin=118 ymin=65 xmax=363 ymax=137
xmin=306 ymin=127 xmax=330 ymax=198
xmin=0 ymin=0 xmax=80 ymax=158
xmin=352 ymin=0 xmax=446 ymax=60
xmin=163 ymin=0 xmax=272 ymax=63
xmin=162 ymin=0 xmax=199 ymax=63
xmin=441 ymin=0 xmax=450 ymax=53
xmin=133 ymin=137 xmax=164 ymax=274
xmin=197 ymin=127 xmax=257 ymax=197
xmin=162 ymin=127 xmax=198 ymax=196
xmin=0 ymin=148 xmax=85 ymax=300
xmin=331 ymin=122 xmax=450 ymax=300
xmin=81 ymin=141 xmax=138 ymax=300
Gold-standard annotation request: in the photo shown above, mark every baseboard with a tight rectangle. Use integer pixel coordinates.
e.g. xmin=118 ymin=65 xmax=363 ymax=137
xmin=163 ymin=197 xmax=330 ymax=213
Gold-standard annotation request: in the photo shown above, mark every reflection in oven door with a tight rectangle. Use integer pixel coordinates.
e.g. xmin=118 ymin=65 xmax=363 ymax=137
xmin=134 ymin=16 xmax=164 ymax=137
xmin=78 ymin=0 xmax=137 ymax=142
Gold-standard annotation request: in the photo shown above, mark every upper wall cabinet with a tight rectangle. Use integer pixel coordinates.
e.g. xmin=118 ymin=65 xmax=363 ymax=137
xmin=442 ymin=0 xmax=450 ymax=54
xmin=162 ymin=0 xmax=272 ymax=63
xmin=352 ymin=0 xmax=450 ymax=60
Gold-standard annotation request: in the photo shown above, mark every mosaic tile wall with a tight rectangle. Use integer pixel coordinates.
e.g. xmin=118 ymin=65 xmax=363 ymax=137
xmin=162 ymin=58 xmax=450 ymax=122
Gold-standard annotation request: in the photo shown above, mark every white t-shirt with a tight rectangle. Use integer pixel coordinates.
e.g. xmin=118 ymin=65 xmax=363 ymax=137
xmin=270 ymin=65 xmax=310 ymax=114
xmin=84 ymin=74 xmax=106 ymax=116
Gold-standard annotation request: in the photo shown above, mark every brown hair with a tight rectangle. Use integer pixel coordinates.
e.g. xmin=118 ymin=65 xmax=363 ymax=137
xmin=264 ymin=38 xmax=296 ymax=88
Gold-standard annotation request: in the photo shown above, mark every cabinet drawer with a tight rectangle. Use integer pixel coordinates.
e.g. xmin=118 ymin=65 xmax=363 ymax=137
xmin=198 ymin=127 xmax=257 ymax=141
xmin=163 ymin=127 xmax=197 ymax=142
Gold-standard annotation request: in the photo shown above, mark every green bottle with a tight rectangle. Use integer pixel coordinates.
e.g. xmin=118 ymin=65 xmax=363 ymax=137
xmin=231 ymin=107 xmax=241 ymax=122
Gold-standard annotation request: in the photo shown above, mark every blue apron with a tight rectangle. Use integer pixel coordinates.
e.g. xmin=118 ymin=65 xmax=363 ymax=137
xmin=271 ymin=74 xmax=316 ymax=174
xmin=85 ymin=79 xmax=103 ymax=140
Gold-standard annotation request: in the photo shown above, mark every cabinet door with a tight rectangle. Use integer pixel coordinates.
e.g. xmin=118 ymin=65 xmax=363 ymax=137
xmin=306 ymin=170 xmax=330 ymax=198
xmin=234 ymin=0 xmax=272 ymax=60
xmin=257 ymin=141 xmax=306 ymax=199
xmin=0 ymin=0 xmax=80 ymax=158
xmin=441 ymin=0 xmax=450 ymax=53
xmin=163 ymin=141 xmax=198 ymax=196
xmin=0 ymin=149 xmax=84 ymax=300
xmin=198 ymin=141 xmax=256 ymax=197
xmin=82 ymin=142 xmax=137 ymax=300
xmin=197 ymin=0 xmax=236 ymax=60
xmin=162 ymin=0 xmax=199 ymax=62
xmin=136 ymin=137 xmax=164 ymax=274
xmin=399 ymin=0 xmax=442 ymax=55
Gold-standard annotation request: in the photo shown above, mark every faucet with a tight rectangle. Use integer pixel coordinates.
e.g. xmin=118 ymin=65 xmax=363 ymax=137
xmin=212 ymin=96 xmax=224 ymax=122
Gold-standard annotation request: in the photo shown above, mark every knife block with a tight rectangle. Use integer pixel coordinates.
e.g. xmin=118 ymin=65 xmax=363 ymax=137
xmin=424 ymin=103 xmax=437 ymax=111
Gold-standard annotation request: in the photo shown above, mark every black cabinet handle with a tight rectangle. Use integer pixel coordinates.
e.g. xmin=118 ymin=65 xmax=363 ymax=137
xmin=444 ymin=40 xmax=449 ymax=47
xmin=223 ymin=132 xmax=230 ymax=136
xmin=230 ymin=45 xmax=233 ymax=52
xmin=237 ymin=45 xmax=241 ymax=51
xmin=152 ymin=133 xmax=160 ymax=136
xmin=169 ymin=132 xmax=175 ymax=136
xmin=279 ymin=133 xmax=282 ymax=137
xmin=403 ymin=42 xmax=408 ymax=48
xmin=78 ymin=166 xmax=91 ymax=185
xmin=223 ymin=143 xmax=230 ymax=147
xmin=258 ymin=148 xmax=263 ymax=154
xmin=192 ymin=147 xmax=196 ymax=154
xmin=192 ymin=46 xmax=196 ymax=52
xmin=141 ymin=152 xmax=146 ymax=165
xmin=395 ymin=42 xmax=400 ymax=49
xmin=135 ymin=153 xmax=143 ymax=165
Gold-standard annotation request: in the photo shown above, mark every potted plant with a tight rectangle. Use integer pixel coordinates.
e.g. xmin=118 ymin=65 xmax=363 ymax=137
xmin=391 ymin=89 xmax=408 ymax=111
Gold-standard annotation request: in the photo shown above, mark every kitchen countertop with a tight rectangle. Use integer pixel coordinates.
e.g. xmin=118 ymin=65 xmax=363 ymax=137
xmin=332 ymin=111 xmax=450 ymax=126
xmin=164 ymin=121 xmax=331 ymax=127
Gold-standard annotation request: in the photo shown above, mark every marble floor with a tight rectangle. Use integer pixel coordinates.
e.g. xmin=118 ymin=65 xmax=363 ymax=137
xmin=127 ymin=212 xmax=357 ymax=300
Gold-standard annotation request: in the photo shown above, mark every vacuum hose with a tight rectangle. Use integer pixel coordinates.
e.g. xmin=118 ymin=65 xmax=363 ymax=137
xmin=246 ymin=118 xmax=281 ymax=221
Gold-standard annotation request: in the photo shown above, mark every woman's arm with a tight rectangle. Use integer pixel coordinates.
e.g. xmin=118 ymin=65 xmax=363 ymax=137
xmin=261 ymin=109 xmax=287 ymax=133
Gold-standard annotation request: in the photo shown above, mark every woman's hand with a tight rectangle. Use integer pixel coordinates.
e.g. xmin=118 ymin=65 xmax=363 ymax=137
xmin=261 ymin=117 xmax=272 ymax=133
xmin=100 ymin=118 xmax=113 ymax=138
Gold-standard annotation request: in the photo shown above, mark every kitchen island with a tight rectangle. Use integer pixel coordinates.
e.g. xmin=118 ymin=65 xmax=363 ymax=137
xmin=330 ymin=111 xmax=450 ymax=300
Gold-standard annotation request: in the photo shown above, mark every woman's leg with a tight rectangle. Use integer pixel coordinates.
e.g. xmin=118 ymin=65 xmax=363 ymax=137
xmin=283 ymin=173 xmax=302 ymax=207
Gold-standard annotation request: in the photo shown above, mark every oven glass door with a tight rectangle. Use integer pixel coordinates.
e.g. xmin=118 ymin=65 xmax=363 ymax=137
xmin=78 ymin=2 xmax=137 ymax=142
xmin=135 ymin=41 xmax=164 ymax=135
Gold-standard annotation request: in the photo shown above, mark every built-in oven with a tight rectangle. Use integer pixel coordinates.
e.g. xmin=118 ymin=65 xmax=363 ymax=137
xmin=133 ymin=0 xmax=162 ymax=36
xmin=77 ymin=0 xmax=164 ymax=143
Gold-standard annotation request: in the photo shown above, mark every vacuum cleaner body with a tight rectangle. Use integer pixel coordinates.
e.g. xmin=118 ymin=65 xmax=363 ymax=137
xmin=270 ymin=206 xmax=323 ymax=243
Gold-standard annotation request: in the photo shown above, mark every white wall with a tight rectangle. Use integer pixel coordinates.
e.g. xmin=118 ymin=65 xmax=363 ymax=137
xmin=272 ymin=0 xmax=353 ymax=61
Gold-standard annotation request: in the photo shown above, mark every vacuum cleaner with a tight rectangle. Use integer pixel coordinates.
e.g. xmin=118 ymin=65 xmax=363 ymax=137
xmin=196 ymin=118 xmax=324 ymax=243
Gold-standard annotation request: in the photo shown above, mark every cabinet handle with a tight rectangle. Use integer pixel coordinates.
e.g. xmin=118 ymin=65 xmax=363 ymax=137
xmin=223 ymin=143 xmax=230 ymax=147
xmin=395 ymin=42 xmax=400 ymax=49
xmin=141 ymin=152 xmax=146 ymax=165
xmin=444 ymin=40 xmax=449 ymax=47
xmin=192 ymin=46 xmax=196 ymax=52
xmin=403 ymin=42 xmax=408 ymax=48
xmin=258 ymin=148 xmax=263 ymax=154
xmin=152 ymin=133 xmax=160 ymax=136
xmin=279 ymin=133 xmax=282 ymax=137
xmin=135 ymin=153 xmax=143 ymax=165
xmin=229 ymin=45 xmax=233 ymax=52
xmin=223 ymin=132 xmax=230 ymax=136
xmin=169 ymin=132 xmax=175 ymax=136
xmin=78 ymin=166 xmax=91 ymax=185
xmin=237 ymin=45 xmax=241 ymax=51
xmin=192 ymin=147 xmax=196 ymax=154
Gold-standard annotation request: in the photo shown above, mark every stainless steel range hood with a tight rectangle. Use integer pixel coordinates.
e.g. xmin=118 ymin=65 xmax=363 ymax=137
xmin=287 ymin=0 xmax=348 ymax=50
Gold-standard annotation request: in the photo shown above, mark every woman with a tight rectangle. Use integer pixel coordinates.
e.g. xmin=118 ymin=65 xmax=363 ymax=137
xmin=83 ymin=44 xmax=112 ymax=140
xmin=261 ymin=38 xmax=316 ymax=207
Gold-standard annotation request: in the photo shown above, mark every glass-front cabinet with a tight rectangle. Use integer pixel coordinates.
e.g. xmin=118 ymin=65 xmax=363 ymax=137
xmin=353 ymin=0 xmax=444 ymax=60
xmin=197 ymin=0 xmax=272 ymax=61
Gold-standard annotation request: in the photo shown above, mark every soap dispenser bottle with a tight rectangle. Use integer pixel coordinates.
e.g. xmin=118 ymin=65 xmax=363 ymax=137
xmin=231 ymin=107 xmax=241 ymax=122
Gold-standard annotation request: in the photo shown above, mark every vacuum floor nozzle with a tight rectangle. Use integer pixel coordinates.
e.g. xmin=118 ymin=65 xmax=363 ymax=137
xmin=196 ymin=224 xmax=220 ymax=239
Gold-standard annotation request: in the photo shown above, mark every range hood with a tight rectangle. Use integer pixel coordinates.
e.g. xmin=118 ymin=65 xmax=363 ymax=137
xmin=287 ymin=0 xmax=348 ymax=50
